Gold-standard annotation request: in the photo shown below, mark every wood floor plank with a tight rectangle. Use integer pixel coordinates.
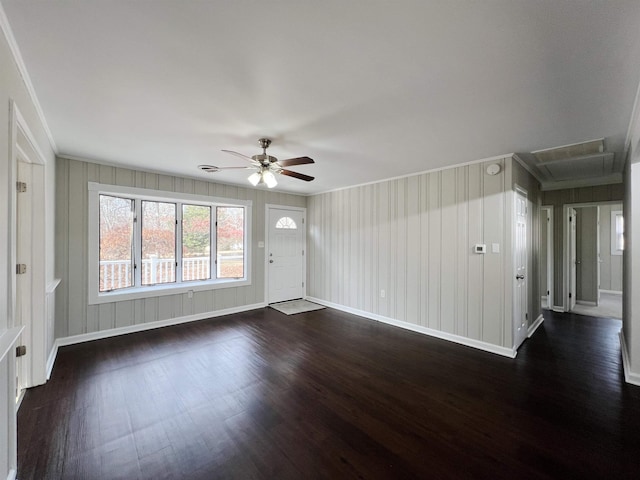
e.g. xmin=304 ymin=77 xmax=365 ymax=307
xmin=17 ymin=308 xmax=640 ymax=479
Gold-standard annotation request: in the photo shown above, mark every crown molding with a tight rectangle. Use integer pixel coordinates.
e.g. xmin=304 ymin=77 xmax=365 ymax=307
xmin=0 ymin=1 xmax=57 ymax=153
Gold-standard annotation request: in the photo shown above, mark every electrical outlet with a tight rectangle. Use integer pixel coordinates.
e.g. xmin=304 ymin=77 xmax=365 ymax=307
xmin=380 ymin=289 xmax=385 ymax=298
xmin=187 ymin=290 xmax=194 ymax=299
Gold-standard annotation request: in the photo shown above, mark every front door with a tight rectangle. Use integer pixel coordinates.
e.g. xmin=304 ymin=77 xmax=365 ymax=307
xmin=513 ymin=190 xmax=528 ymax=349
xmin=267 ymin=207 xmax=305 ymax=303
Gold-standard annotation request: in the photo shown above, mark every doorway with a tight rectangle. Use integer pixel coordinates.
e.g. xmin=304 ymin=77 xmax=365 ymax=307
xmin=266 ymin=205 xmax=306 ymax=304
xmin=563 ymin=202 xmax=623 ymax=319
xmin=540 ymin=206 xmax=553 ymax=310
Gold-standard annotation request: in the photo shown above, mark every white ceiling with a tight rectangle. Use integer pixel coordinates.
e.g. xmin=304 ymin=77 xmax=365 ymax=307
xmin=3 ymin=0 xmax=640 ymax=195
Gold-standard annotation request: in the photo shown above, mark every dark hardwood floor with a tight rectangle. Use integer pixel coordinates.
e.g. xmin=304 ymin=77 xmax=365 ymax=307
xmin=18 ymin=307 xmax=640 ymax=479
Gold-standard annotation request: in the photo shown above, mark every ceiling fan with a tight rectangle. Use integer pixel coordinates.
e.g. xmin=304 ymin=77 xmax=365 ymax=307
xmin=199 ymin=138 xmax=315 ymax=188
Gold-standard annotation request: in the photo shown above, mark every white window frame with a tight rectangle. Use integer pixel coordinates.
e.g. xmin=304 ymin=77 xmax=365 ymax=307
xmin=88 ymin=182 xmax=252 ymax=305
xmin=611 ymin=210 xmax=624 ymax=256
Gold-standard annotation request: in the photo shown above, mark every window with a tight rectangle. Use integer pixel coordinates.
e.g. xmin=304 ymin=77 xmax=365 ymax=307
xmin=142 ymin=201 xmax=176 ymax=285
xmin=611 ymin=210 xmax=624 ymax=255
xmin=216 ymin=207 xmax=244 ymax=278
xmin=89 ymin=183 xmax=251 ymax=304
xmin=182 ymin=204 xmax=211 ymax=281
xmin=99 ymin=195 xmax=134 ymax=292
xmin=275 ymin=216 xmax=297 ymax=229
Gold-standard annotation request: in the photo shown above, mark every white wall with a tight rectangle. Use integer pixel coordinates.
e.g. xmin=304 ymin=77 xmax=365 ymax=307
xmin=599 ymin=203 xmax=623 ymax=292
xmin=307 ymin=156 xmax=540 ymax=354
xmin=622 ymin=77 xmax=640 ymax=384
xmin=0 ymin=5 xmax=56 ymax=478
xmin=623 ymin=155 xmax=640 ymax=381
xmin=55 ymin=157 xmax=306 ymax=340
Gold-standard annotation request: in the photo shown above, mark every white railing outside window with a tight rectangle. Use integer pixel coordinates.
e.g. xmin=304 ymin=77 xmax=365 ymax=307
xmin=100 ymin=254 xmax=244 ymax=291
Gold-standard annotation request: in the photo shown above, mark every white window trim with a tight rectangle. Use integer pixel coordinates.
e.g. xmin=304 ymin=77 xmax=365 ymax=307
xmin=88 ymin=182 xmax=252 ymax=305
xmin=611 ymin=210 xmax=623 ymax=256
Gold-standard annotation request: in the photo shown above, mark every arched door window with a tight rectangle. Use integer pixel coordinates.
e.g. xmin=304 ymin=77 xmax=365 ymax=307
xmin=275 ymin=216 xmax=297 ymax=229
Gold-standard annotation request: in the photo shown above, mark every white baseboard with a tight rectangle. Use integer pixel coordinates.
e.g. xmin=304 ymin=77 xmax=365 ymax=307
xmin=552 ymin=306 xmax=565 ymax=313
xmin=528 ymin=314 xmax=544 ymax=338
xmin=576 ymin=300 xmax=597 ymax=306
xmin=52 ymin=302 xmax=266 ymax=354
xmin=46 ymin=341 xmax=58 ymax=380
xmin=7 ymin=469 xmax=16 ymax=480
xmin=305 ymin=297 xmax=516 ymax=358
xmin=619 ymin=330 xmax=640 ymax=387
xmin=600 ymin=289 xmax=622 ymax=295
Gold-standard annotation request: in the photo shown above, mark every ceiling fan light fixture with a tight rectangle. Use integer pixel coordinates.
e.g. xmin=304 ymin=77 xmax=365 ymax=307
xmin=263 ymin=170 xmax=277 ymax=188
xmin=248 ymin=171 xmax=261 ymax=186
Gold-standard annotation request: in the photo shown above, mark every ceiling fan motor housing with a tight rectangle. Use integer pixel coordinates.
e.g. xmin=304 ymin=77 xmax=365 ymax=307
xmin=252 ymin=153 xmax=278 ymax=165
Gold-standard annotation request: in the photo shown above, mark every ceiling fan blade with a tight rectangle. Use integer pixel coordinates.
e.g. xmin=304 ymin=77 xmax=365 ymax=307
xmin=279 ymin=169 xmax=315 ymax=182
xmin=276 ymin=156 xmax=314 ymax=167
xmin=221 ymin=149 xmax=260 ymax=165
xmin=199 ymin=164 xmax=253 ymax=172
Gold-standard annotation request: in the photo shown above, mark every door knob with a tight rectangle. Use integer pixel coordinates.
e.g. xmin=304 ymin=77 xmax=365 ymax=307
xmin=516 ymin=274 xmax=525 ymax=280
xmin=269 ymin=260 xmax=274 ymax=263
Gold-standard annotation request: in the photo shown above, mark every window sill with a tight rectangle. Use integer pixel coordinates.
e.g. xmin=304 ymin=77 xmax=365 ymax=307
xmin=88 ymin=278 xmax=251 ymax=305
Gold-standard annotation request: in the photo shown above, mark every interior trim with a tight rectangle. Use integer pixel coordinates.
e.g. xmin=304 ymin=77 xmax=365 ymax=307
xmin=528 ymin=314 xmax=544 ymax=338
xmin=619 ymin=330 xmax=640 ymax=386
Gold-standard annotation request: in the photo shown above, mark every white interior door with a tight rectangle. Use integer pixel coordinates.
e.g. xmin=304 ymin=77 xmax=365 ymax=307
xmin=15 ymin=161 xmax=32 ymax=400
xmin=267 ymin=207 xmax=305 ymax=303
xmin=569 ymin=208 xmax=577 ymax=311
xmin=514 ymin=190 xmax=528 ymax=349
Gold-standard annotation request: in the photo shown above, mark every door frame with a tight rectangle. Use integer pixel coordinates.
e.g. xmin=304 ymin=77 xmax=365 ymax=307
xmin=9 ymin=100 xmax=48 ymax=392
xmin=567 ymin=207 xmax=577 ymax=311
xmin=512 ymin=186 xmax=529 ymax=350
xmin=562 ymin=201 xmax=620 ymax=312
xmin=541 ymin=206 xmax=554 ymax=309
xmin=264 ymin=204 xmax=307 ymax=304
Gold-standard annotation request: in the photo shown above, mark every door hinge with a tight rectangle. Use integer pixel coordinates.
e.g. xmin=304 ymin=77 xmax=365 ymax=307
xmin=569 ymin=293 xmax=572 ymax=298
xmin=16 ymin=181 xmax=27 ymax=193
xmin=16 ymin=264 xmax=27 ymax=274
xmin=525 ymin=313 xmax=528 ymax=320
xmin=16 ymin=345 xmax=26 ymax=357
xmin=302 ymin=249 xmax=305 ymax=256
xmin=302 ymin=281 xmax=305 ymax=287
xmin=547 ymin=290 xmax=550 ymax=295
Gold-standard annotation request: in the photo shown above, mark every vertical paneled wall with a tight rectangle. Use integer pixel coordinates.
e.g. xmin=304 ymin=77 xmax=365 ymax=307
xmin=599 ymin=203 xmax=623 ymax=292
xmin=308 ymin=156 xmax=533 ymax=349
xmin=542 ymin=184 xmax=624 ymax=308
xmin=55 ymin=157 xmax=306 ymax=339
